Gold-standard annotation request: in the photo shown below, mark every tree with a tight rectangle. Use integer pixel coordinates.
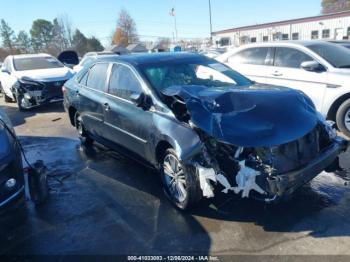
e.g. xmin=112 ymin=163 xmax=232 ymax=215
xmin=87 ymin=37 xmax=104 ymax=52
xmin=112 ymin=8 xmax=138 ymax=46
xmin=0 ymin=19 xmax=15 ymax=53
xmin=30 ymin=19 xmax=54 ymax=52
xmin=72 ymin=29 xmax=88 ymax=56
xmin=52 ymin=18 xmax=69 ymax=52
xmin=322 ymin=0 xmax=350 ymax=14
xmin=16 ymin=31 xmax=32 ymax=53
xmin=112 ymin=28 xmax=128 ymax=46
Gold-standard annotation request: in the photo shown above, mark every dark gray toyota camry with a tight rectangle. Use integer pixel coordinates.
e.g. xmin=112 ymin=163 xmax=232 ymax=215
xmin=63 ymin=52 xmax=348 ymax=210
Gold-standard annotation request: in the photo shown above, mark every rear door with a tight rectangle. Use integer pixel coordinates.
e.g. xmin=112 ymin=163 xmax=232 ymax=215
xmin=104 ymin=63 xmax=153 ymax=158
xmin=225 ymin=47 xmax=273 ymax=83
xmin=78 ymin=62 xmax=110 ymax=138
xmin=265 ymin=47 xmax=328 ymax=111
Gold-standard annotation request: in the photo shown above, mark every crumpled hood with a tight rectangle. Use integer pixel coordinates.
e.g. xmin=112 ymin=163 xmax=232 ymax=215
xmin=162 ymin=84 xmax=319 ymax=147
xmin=13 ymin=67 xmax=74 ymax=82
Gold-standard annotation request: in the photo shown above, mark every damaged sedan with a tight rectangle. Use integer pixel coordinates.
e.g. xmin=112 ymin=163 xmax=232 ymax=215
xmin=63 ymin=53 xmax=348 ymax=210
xmin=0 ymin=53 xmax=76 ymax=111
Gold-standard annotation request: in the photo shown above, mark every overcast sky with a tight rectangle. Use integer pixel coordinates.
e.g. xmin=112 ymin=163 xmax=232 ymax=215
xmin=0 ymin=0 xmax=321 ymax=45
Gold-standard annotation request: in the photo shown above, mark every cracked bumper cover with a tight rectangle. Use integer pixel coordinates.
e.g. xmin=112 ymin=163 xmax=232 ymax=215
xmin=266 ymin=137 xmax=348 ymax=198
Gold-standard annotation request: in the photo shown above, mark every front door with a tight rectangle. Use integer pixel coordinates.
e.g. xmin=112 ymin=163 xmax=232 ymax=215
xmin=335 ymin=28 xmax=344 ymax=40
xmin=264 ymin=47 xmax=328 ymax=111
xmin=104 ymin=63 xmax=152 ymax=158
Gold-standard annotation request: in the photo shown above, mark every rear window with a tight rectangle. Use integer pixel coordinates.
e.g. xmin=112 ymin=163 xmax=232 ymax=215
xmin=13 ymin=56 xmax=64 ymax=71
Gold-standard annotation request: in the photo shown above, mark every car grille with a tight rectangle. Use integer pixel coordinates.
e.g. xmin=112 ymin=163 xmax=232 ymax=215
xmin=42 ymin=80 xmax=67 ymax=99
xmin=255 ymin=125 xmax=330 ymax=175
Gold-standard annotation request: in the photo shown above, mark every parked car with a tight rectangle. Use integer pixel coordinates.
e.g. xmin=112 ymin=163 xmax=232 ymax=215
xmin=0 ymin=108 xmax=24 ymax=208
xmin=217 ymin=41 xmax=350 ymax=137
xmin=328 ymin=40 xmax=350 ymax=50
xmin=0 ymin=53 xmax=75 ymax=111
xmin=73 ymin=52 xmax=118 ymax=73
xmin=63 ymin=52 xmax=347 ymax=210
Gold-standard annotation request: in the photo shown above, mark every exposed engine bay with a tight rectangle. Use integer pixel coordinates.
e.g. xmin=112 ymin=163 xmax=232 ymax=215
xmin=162 ymin=84 xmax=348 ymax=202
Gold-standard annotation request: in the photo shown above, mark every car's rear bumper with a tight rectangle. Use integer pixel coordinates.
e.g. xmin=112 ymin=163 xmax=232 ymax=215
xmin=266 ymin=137 xmax=348 ymax=199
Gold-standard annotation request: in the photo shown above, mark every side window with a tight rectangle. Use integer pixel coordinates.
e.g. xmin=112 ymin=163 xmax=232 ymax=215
xmin=274 ymin=47 xmax=314 ymax=69
xmin=108 ymin=64 xmax=143 ymax=100
xmin=228 ymin=47 xmax=269 ymax=65
xmin=86 ymin=63 xmax=109 ymax=92
xmin=78 ymin=70 xmax=89 ymax=85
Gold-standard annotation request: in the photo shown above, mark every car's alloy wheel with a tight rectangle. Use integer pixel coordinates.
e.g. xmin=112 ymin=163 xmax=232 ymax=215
xmin=163 ymin=153 xmax=187 ymax=203
xmin=160 ymin=148 xmax=202 ymax=210
xmin=336 ymin=98 xmax=350 ymax=138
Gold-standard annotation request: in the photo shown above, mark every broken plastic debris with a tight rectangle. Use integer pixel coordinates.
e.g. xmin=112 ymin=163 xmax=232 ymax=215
xmin=233 ymin=161 xmax=265 ymax=198
xmin=216 ymin=172 xmax=234 ymax=194
xmin=197 ymin=165 xmax=217 ymax=198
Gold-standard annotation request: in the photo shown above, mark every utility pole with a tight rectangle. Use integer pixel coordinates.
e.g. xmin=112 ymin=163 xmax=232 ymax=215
xmin=209 ymin=0 xmax=213 ymax=45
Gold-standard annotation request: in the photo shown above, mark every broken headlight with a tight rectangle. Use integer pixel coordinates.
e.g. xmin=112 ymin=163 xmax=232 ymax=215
xmin=317 ymin=112 xmax=337 ymax=140
xmin=14 ymin=78 xmax=44 ymax=93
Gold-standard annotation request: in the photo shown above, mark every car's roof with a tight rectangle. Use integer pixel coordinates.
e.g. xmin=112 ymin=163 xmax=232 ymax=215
xmin=11 ymin=53 xmax=53 ymax=59
xmin=239 ymin=40 xmax=336 ymax=48
xmin=94 ymin=52 xmax=206 ymax=66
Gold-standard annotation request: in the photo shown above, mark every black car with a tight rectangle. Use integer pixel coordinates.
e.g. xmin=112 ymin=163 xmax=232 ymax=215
xmin=63 ymin=52 xmax=348 ymax=210
xmin=0 ymin=109 xmax=24 ymax=208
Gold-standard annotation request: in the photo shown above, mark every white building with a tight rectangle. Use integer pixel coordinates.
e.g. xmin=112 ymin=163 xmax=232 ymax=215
xmin=212 ymin=11 xmax=350 ymax=47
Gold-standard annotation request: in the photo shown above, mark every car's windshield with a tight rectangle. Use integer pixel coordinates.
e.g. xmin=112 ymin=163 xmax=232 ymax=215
xmin=140 ymin=59 xmax=252 ymax=92
xmin=13 ymin=56 xmax=64 ymax=71
xmin=308 ymin=43 xmax=350 ymax=68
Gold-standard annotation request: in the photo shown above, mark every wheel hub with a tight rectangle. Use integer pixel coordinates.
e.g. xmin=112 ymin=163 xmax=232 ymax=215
xmin=163 ymin=154 xmax=187 ymax=203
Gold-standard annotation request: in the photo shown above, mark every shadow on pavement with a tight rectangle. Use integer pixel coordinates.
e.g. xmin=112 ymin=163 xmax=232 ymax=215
xmin=0 ymin=135 xmax=349 ymax=255
xmin=0 ymin=102 xmax=65 ymax=127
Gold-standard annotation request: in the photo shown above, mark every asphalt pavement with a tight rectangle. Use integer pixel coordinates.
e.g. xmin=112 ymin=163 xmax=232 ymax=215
xmin=1 ymin=99 xmax=350 ymax=257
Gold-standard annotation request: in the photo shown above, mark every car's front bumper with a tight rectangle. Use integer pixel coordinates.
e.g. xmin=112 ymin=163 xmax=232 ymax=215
xmin=266 ymin=137 xmax=348 ymax=199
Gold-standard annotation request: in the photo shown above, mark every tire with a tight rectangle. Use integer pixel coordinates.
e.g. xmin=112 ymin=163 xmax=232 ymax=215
xmin=336 ymin=99 xmax=350 ymax=138
xmin=74 ymin=113 xmax=93 ymax=146
xmin=160 ymin=148 xmax=202 ymax=210
xmin=0 ymin=83 xmax=12 ymax=103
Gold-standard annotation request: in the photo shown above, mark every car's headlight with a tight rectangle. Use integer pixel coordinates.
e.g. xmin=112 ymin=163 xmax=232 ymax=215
xmin=317 ymin=112 xmax=337 ymax=139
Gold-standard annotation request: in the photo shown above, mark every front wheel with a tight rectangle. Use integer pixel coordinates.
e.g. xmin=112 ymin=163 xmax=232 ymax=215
xmin=336 ymin=99 xmax=350 ymax=138
xmin=160 ymin=148 xmax=202 ymax=210
xmin=0 ymin=83 xmax=12 ymax=103
xmin=16 ymin=94 xmax=27 ymax=111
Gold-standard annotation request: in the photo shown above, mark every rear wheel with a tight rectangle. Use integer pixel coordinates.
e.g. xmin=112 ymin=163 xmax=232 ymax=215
xmin=336 ymin=99 xmax=350 ymax=138
xmin=75 ymin=113 xmax=93 ymax=146
xmin=160 ymin=148 xmax=202 ymax=210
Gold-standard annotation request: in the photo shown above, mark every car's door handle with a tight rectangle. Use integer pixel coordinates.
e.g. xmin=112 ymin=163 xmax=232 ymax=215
xmin=271 ymin=71 xmax=283 ymax=77
xmin=103 ymin=103 xmax=110 ymax=111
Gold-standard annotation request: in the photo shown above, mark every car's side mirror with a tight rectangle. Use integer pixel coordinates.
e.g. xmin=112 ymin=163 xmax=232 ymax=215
xmin=129 ymin=92 xmax=152 ymax=110
xmin=301 ymin=61 xmax=326 ymax=73
xmin=1 ymin=68 xmax=10 ymax=74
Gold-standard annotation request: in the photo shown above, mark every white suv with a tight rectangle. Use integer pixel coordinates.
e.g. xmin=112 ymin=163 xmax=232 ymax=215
xmin=217 ymin=41 xmax=350 ymax=137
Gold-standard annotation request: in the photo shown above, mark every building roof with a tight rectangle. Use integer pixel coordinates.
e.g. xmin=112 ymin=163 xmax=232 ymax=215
xmin=213 ymin=10 xmax=350 ymax=35
xmin=127 ymin=43 xmax=148 ymax=52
